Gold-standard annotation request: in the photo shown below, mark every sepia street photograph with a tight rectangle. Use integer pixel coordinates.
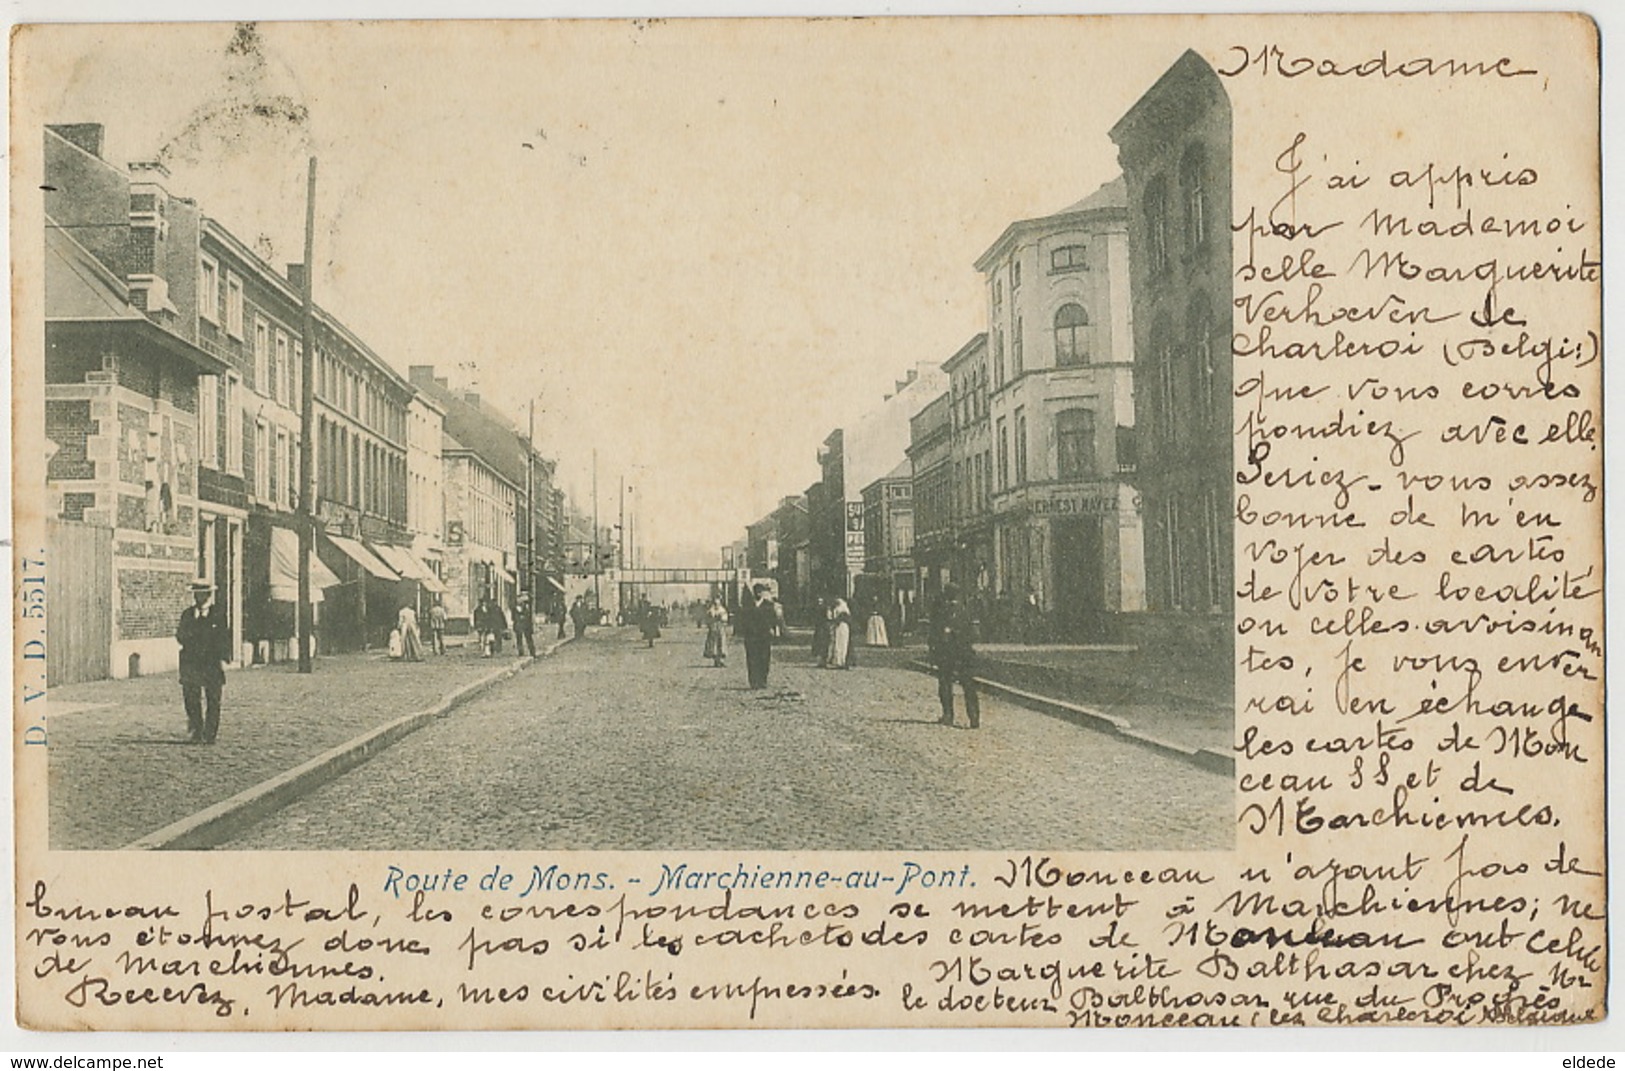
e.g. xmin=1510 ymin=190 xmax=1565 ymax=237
xmin=35 ymin=18 xmax=1234 ymax=854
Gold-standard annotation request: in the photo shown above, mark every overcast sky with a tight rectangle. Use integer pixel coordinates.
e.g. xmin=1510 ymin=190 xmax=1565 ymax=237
xmin=32 ymin=18 xmax=1185 ymax=563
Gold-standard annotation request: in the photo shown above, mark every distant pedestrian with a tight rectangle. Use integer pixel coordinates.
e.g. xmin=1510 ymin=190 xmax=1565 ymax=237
xmin=740 ymin=582 xmax=782 ymax=689
xmin=569 ymin=596 xmax=589 ymax=640
xmin=176 ymin=578 xmax=229 ymax=744
xmin=703 ymin=598 xmax=729 ymax=667
xmin=639 ymin=600 xmax=662 ymax=648
xmin=474 ymin=594 xmax=505 ymax=657
xmin=396 ymin=603 xmax=423 ymax=662
xmin=866 ymin=604 xmax=890 ymax=648
xmin=826 ymin=598 xmax=852 ymax=669
xmin=513 ymin=594 xmax=537 ymax=657
xmin=427 ymin=597 xmax=448 ymax=654
xmin=930 ymin=585 xmax=980 ymax=728
xmin=811 ymin=598 xmax=830 ymax=665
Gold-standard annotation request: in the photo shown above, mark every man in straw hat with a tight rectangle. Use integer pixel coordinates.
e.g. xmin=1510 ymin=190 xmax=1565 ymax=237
xmin=176 ymin=578 xmax=230 ymax=743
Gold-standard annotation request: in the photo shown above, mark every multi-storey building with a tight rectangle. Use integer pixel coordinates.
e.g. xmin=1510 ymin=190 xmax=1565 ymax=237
xmin=43 ymin=125 xmax=225 ymax=682
xmin=405 ymin=392 xmax=450 ymax=613
xmin=409 ymin=367 xmax=561 ymax=625
xmin=906 ymin=389 xmax=953 ymax=605
xmin=974 ymin=177 xmax=1146 ymax=640
xmin=941 ymin=334 xmax=993 ymax=599
xmin=196 ymin=221 xmax=327 ymax=663
xmin=859 ymin=460 xmax=915 ymax=626
xmin=441 ymin=435 xmax=519 ymax=630
xmin=1109 ymin=50 xmax=1232 ymax=653
xmin=770 ymin=494 xmax=810 ymax=621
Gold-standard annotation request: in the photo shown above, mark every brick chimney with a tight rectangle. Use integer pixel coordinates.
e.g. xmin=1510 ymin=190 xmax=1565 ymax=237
xmin=128 ymin=159 xmax=171 ymax=180
xmin=47 ymin=123 xmax=104 ymax=158
xmin=463 ymin=391 xmax=481 ymax=408
xmin=409 ymin=365 xmax=437 ymax=386
xmin=286 ymin=263 xmax=305 ymax=289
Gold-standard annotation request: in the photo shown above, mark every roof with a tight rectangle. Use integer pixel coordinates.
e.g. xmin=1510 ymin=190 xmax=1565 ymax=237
xmin=1058 ymin=176 xmax=1128 ymax=216
xmin=941 ymin=333 xmax=988 ymax=375
xmin=45 ymin=220 xmax=143 ymax=322
xmin=974 ymin=177 xmax=1127 ymax=271
xmin=418 ymin=376 xmax=536 ymax=489
xmin=45 ymin=219 xmax=226 ymax=374
xmin=1108 ymin=49 xmax=1228 ymax=153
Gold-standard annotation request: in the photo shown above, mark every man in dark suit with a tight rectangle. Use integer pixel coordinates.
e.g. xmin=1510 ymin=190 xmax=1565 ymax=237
xmin=513 ymin=593 xmax=537 ymax=657
xmin=930 ymin=584 xmax=980 ymax=729
xmin=176 ymin=578 xmax=230 ymax=744
xmin=740 ymin=583 xmax=781 ymax=690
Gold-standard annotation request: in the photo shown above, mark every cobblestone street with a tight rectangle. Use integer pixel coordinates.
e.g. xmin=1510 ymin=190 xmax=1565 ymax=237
xmin=225 ymin=628 xmax=1232 ymax=851
xmin=46 ymin=640 xmax=546 ymax=850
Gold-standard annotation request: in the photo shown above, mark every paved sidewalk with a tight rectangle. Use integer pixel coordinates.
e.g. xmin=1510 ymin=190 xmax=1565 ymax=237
xmin=47 ymin=637 xmax=567 ymax=850
xmin=847 ymin=636 xmax=1232 ymax=756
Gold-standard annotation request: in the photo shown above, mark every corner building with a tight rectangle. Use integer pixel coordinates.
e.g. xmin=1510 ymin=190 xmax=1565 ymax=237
xmin=974 ymin=178 xmax=1145 ymax=641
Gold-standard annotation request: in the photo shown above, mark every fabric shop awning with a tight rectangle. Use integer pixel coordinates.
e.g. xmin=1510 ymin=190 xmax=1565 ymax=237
xmin=270 ymin=527 xmax=340 ymax=602
xmin=372 ymin=544 xmax=449 ymax=595
xmin=325 ymin=534 xmax=400 ymax=581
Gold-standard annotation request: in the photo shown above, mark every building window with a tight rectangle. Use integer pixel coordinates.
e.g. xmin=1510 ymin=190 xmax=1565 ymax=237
xmin=1192 ymin=302 xmax=1217 ymax=427
xmin=199 ymin=255 xmax=220 ymax=324
xmin=254 ymin=318 xmax=269 ymax=396
xmin=997 ymin=418 xmax=1009 ymax=490
xmin=224 ymin=274 xmax=244 ymax=338
xmin=255 ymin=420 xmax=270 ymax=501
xmin=1014 ymin=407 xmax=1028 ymax=484
xmin=1115 ymin=425 xmax=1137 ymax=473
xmin=1053 ymin=303 xmax=1091 ymax=367
xmin=198 ymin=375 xmax=219 ymax=468
xmin=269 ymin=428 xmax=283 ymax=506
xmin=1144 ymin=178 xmax=1170 ymax=276
xmin=1157 ymin=332 xmax=1177 ymax=444
xmin=1182 ymin=145 xmax=1209 ymax=250
xmin=1012 ymin=316 xmax=1024 ymax=376
xmin=274 ymin=331 xmax=290 ymax=406
xmin=1056 ymin=409 xmax=1096 ymax=478
xmin=1011 ymin=258 xmax=1022 ymax=293
xmin=292 ymin=342 xmax=304 ymax=407
xmin=981 ymin=449 xmax=992 ymax=508
xmin=1050 ymin=244 xmax=1087 ymax=272
xmin=224 ymin=373 xmax=243 ymax=475
xmin=993 ymin=331 xmax=1006 ymax=387
xmin=1164 ymin=497 xmax=1185 ymax=611
xmin=993 ymin=279 xmax=1003 ymax=310
xmin=1203 ymin=487 xmax=1224 ymax=611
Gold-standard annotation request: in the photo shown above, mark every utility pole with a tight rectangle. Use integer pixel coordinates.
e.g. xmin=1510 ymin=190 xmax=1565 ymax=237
xmin=617 ymin=475 xmax=626 ymax=614
xmin=296 ymin=157 xmax=317 ymax=674
xmin=526 ymin=398 xmax=535 ymax=607
xmin=591 ymin=449 xmax=600 ymax=612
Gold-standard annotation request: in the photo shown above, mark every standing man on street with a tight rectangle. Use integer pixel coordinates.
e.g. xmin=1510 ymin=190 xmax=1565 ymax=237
xmin=176 ymin=578 xmax=230 ymax=744
xmin=513 ymin=593 xmax=537 ymax=657
xmin=427 ymin=596 xmax=448 ymax=655
xmin=740 ymin=582 xmax=782 ymax=690
xmin=569 ymin=595 xmax=589 ymax=640
xmin=930 ymin=584 xmax=980 ymax=729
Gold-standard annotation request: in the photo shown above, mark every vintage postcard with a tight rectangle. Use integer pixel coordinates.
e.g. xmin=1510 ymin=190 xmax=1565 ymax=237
xmin=10 ymin=12 xmax=1605 ymax=1031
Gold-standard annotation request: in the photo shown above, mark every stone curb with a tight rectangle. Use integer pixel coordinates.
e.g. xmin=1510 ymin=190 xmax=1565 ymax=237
xmin=907 ymin=658 xmax=1234 ymax=778
xmin=123 ymin=638 xmax=573 ymax=851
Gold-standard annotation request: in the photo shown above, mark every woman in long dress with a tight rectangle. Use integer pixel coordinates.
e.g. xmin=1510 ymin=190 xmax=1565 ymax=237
xmin=703 ymin=599 xmax=729 ymax=667
xmin=397 ymin=603 xmax=423 ymax=662
xmin=827 ymin=598 xmax=852 ymax=669
xmin=866 ymin=603 xmax=890 ymax=648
